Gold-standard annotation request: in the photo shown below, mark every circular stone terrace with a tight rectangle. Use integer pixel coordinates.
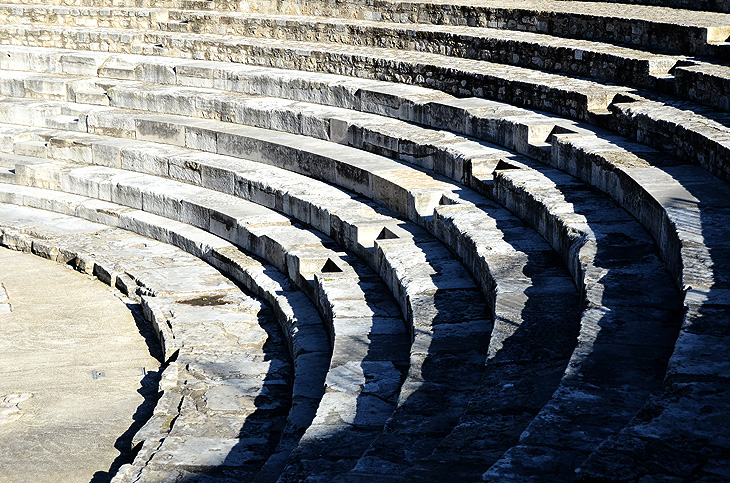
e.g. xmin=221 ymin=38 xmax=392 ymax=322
xmin=1 ymin=0 xmax=730 ymax=481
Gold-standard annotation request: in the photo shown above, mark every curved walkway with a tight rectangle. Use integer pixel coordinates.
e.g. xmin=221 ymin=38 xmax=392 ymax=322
xmin=0 ymin=246 xmax=160 ymax=483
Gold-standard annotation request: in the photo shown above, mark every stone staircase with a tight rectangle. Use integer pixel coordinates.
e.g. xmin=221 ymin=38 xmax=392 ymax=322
xmin=0 ymin=0 xmax=729 ymax=482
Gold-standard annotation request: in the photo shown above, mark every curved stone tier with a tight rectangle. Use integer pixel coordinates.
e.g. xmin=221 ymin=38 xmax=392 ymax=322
xmin=0 ymin=202 xmax=294 ymax=481
xmin=1 ymin=0 xmax=729 ymax=481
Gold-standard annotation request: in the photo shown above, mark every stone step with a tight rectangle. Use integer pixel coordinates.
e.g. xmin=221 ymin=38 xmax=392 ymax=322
xmin=0 ymin=24 xmax=631 ymax=121
xmin=0 ymin=4 xmax=682 ymax=87
xmin=0 ymin=47 xmax=672 ymax=478
xmin=0 ymin=120 xmax=585 ymax=479
xmin=7 ymin=158 xmax=415 ymax=481
xmin=197 ymin=0 xmax=730 ymax=56
xmin=0 ymin=69 xmax=507 ymax=185
xmin=480 ymin=161 xmax=682 ymax=480
xmin=609 ymin=94 xmax=730 ymax=185
xmin=9 ymin=45 xmax=730 ymax=195
xmin=538 ymin=132 xmax=730 ymax=481
xmin=671 ymin=61 xmax=730 ymax=111
xmin=0 ymin=199 xmax=294 ymax=482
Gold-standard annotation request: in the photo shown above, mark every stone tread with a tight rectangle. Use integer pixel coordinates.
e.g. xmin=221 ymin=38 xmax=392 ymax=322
xmin=6 ymin=157 xmax=416 ymax=481
xmin=0 ymin=4 xmax=683 ymax=84
xmin=481 ymin=160 xmax=681 ymax=480
xmin=0 ymin=23 xmax=631 ymax=119
xmin=6 ymin=44 xmax=730 ymax=192
xmin=5 ymin=151 xmax=504 ymax=481
xmin=0 ymin=200 xmax=293 ymax=482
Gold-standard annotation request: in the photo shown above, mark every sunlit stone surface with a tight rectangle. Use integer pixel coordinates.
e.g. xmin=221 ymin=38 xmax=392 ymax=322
xmin=0 ymin=247 xmax=159 ymax=483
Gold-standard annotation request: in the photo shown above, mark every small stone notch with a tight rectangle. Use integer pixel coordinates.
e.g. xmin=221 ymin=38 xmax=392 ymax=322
xmin=493 ymin=159 xmax=520 ymax=172
xmin=322 ymin=258 xmax=343 ymax=273
xmin=439 ymin=195 xmax=460 ymax=206
xmin=376 ymin=227 xmax=399 ymax=240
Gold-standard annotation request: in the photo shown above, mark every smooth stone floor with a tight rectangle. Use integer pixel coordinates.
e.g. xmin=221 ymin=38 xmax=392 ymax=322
xmin=0 ymin=247 xmax=160 ymax=483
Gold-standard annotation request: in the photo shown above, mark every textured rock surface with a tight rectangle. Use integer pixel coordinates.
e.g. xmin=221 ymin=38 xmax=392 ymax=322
xmin=1 ymin=0 xmax=730 ymax=481
xmin=0 ymin=246 xmax=159 ymax=483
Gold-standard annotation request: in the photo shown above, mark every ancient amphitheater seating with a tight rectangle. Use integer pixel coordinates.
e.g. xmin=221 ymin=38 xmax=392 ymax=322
xmin=1 ymin=0 xmax=729 ymax=482
xmin=0 ymin=201 xmax=296 ymax=481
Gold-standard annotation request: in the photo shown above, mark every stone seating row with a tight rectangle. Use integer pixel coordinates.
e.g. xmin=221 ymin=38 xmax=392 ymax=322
xmin=151 ymin=8 xmax=730 ymax=113
xmin=0 ymin=118 xmax=574 ymax=480
xmin=443 ymin=81 xmax=730 ymax=482
xmin=103 ymin=75 xmax=730 ymax=480
xmin=0 ymin=86 xmax=684 ymax=478
xmin=238 ymin=0 xmax=730 ymax=59
xmin=482 ymin=160 xmax=680 ymax=480
xmin=4 ymin=29 xmax=730 ymax=189
xmin=0 ymin=5 xmax=681 ymax=88
xmin=1 ymin=0 xmax=727 ymax=57
xmin=0 ymin=200 xmax=295 ymax=482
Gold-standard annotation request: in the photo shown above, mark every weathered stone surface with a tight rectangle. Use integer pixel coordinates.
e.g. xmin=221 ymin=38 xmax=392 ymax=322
xmin=1 ymin=2 xmax=730 ymax=481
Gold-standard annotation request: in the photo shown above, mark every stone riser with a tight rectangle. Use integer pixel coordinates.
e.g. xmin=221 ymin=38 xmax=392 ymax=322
xmin=0 ymin=119 xmax=584 ymax=480
xmin=0 ymin=25 xmax=629 ymax=120
xmin=8 ymin=161 xmax=417 ymax=481
xmin=0 ymin=5 xmax=681 ymax=88
xmin=0 ymin=200 xmax=294 ymax=482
